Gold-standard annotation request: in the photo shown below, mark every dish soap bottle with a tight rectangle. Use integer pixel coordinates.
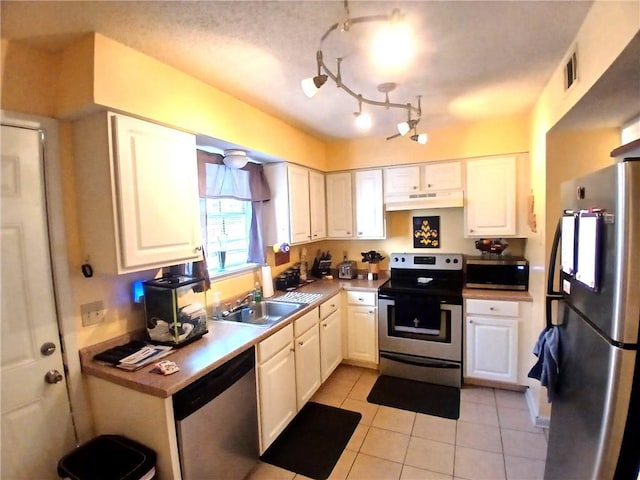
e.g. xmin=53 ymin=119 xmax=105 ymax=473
xmin=253 ymin=282 xmax=263 ymax=303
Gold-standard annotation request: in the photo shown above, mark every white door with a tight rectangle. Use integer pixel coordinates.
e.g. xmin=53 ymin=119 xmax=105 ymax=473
xmin=1 ymin=124 xmax=76 ymax=478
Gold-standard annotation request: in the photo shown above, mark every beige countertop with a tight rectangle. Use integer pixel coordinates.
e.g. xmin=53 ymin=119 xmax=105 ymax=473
xmin=462 ymin=288 xmax=533 ymax=302
xmin=80 ymin=274 xmax=389 ymax=398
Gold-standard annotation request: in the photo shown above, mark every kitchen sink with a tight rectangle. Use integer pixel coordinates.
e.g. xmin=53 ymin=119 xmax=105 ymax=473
xmin=217 ymin=300 xmax=305 ymax=327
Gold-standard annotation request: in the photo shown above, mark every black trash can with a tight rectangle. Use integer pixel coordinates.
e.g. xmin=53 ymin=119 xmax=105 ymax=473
xmin=57 ymin=434 xmax=156 ymax=480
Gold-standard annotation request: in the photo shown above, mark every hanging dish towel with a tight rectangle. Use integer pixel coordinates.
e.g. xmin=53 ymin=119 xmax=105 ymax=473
xmin=528 ymin=326 xmax=561 ymax=402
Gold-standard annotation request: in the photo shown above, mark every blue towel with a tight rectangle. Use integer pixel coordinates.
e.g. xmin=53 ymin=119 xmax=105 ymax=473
xmin=528 ymin=326 xmax=561 ymax=402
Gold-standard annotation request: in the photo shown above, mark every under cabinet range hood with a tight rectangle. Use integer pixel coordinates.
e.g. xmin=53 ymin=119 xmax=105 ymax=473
xmin=384 ymin=190 xmax=464 ymax=211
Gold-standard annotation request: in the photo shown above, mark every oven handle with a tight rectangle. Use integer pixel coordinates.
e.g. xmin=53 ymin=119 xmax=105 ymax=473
xmin=380 ymin=352 xmax=460 ymax=369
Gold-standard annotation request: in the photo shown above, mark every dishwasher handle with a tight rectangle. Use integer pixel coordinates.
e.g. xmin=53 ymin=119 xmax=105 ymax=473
xmin=173 ymin=346 xmax=255 ymax=421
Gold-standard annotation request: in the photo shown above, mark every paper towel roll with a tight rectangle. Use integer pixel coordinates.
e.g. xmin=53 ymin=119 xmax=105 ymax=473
xmin=261 ymin=265 xmax=274 ymax=298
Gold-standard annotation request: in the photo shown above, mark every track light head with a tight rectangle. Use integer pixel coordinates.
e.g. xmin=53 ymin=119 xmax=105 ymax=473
xmin=301 ymin=74 xmax=328 ymax=98
xmin=411 ymin=133 xmax=428 ymax=145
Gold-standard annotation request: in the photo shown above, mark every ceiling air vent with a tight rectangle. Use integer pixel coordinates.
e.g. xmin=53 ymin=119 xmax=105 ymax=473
xmin=565 ymin=49 xmax=578 ymax=90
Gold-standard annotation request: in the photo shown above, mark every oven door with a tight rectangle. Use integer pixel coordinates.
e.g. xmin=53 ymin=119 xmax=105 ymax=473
xmin=378 ymin=295 xmax=461 ymax=363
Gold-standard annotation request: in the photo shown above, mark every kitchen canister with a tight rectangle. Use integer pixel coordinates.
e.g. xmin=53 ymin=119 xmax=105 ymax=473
xmin=261 ymin=265 xmax=274 ymax=298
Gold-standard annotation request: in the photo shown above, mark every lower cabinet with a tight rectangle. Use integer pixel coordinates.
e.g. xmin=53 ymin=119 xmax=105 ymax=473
xmin=345 ymin=291 xmax=378 ymax=365
xmin=293 ymin=309 xmax=322 ymax=410
xmin=256 ymin=324 xmax=296 ymax=453
xmin=465 ymin=299 xmax=520 ymax=384
xmin=319 ymin=293 xmax=343 ymax=382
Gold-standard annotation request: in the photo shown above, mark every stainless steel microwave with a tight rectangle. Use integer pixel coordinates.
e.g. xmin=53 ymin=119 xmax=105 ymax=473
xmin=464 ymin=257 xmax=529 ymax=291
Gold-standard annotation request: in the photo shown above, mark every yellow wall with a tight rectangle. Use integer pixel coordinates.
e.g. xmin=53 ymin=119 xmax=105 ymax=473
xmin=1 ymin=39 xmax=59 ymax=116
xmin=526 ymin=0 xmax=638 ymax=420
xmin=326 ymin=113 xmax=530 ymax=170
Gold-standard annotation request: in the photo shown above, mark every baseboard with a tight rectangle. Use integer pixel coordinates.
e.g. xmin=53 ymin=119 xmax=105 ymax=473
xmin=525 ymin=387 xmax=550 ymax=428
xmin=463 ymin=377 xmax=527 ymax=392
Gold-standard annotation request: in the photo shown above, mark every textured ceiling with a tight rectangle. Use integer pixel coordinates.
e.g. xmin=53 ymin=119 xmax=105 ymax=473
xmin=1 ymin=1 xmax=599 ymax=142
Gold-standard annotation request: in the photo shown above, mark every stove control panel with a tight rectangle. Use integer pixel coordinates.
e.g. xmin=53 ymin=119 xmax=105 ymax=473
xmin=389 ymin=253 xmax=463 ymax=270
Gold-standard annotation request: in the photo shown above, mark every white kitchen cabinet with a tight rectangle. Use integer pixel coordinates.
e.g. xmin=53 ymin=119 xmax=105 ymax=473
xmin=384 ymin=165 xmax=421 ymax=194
xmin=465 ymin=299 xmax=520 ymax=384
xmin=293 ymin=309 xmax=321 ymax=410
xmin=464 ymin=156 xmax=517 ymax=237
xmin=264 ymin=163 xmax=326 ymax=245
xmin=319 ymin=292 xmax=343 ymax=382
xmin=256 ymin=324 xmax=296 ymax=453
xmin=345 ymin=291 xmax=378 ymax=365
xmin=326 ymin=172 xmax=354 ymax=238
xmin=73 ymin=111 xmax=202 ymax=274
xmin=424 ymin=160 xmax=462 ymax=191
xmin=288 ymin=164 xmax=312 ymax=243
xmin=308 ymin=170 xmax=327 ymax=241
xmin=354 ymin=169 xmax=385 ymax=238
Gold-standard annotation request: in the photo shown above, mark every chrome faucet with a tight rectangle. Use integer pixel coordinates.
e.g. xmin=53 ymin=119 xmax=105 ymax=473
xmin=230 ymin=292 xmax=254 ymax=313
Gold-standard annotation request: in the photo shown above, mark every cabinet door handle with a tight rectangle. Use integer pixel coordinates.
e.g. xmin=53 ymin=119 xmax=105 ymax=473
xmin=322 ymin=323 xmax=327 ymax=328
xmin=469 ymin=319 xmax=473 ymax=324
xmin=489 ymin=307 xmax=495 ymax=311
xmin=369 ymin=310 xmax=374 ymax=314
xmin=298 ymin=341 xmax=304 ymax=346
xmin=194 ymin=246 xmax=203 ymax=252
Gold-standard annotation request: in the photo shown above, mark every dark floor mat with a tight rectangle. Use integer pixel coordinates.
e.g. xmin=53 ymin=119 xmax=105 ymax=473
xmin=260 ymin=402 xmax=361 ymax=480
xmin=367 ymin=375 xmax=460 ymax=419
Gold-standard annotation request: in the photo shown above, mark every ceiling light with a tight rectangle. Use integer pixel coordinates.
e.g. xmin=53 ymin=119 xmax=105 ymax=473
xmin=301 ymin=1 xmax=425 ymax=144
xmin=371 ymin=9 xmax=413 ymax=69
xmin=355 ymin=112 xmax=372 ymax=130
xmin=354 ymin=96 xmax=372 ymax=130
xmin=222 ymin=149 xmax=249 ymax=169
xmin=397 ymin=118 xmax=419 ymax=136
xmin=301 ymin=51 xmax=329 ymax=98
xmin=411 ymin=133 xmax=428 ymax=145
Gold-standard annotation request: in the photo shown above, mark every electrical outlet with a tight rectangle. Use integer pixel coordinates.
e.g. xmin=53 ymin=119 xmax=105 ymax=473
xmin=81 ymin=300 xmax=106 ymax=326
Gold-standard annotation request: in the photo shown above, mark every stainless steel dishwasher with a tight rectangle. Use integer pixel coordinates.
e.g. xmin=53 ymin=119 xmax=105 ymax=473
xmin=173 ymin=346 xmax=259 ymax=479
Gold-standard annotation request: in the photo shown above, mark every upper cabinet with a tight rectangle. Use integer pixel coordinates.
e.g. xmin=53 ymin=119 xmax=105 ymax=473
xmin=73 ymin=112 xmax=202 ymax=274
xmin=326 ymin=170 xmax=385 ymax=239
xmin=326 ymin=172 xmax=354 ymax=238
xmin=383 ymin=161 xmax=463 ymax=210
xmin=308 ymin=170 xmax=327 ymax=241
xmin=264 ymin=163 xmax=326 ymax=245
xmin=384 ymin=165 xmax=421 ymax=194
xmin=354 ymin=169 xmax=385 ymax=239
xmin=423 ymin=161 xmax=462 ymax=191
xmin=464 ymin=155 xmax=530 ymax=237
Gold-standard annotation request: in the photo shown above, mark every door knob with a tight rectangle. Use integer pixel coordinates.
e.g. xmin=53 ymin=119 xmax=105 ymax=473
xmin=44 ymin=370 xmax=64 ymax=384
xmin=40 ymin=342 xmax=57 ymax=356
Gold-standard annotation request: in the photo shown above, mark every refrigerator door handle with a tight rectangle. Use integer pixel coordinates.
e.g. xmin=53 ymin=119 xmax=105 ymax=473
xmin=545 ymin=217 xmax=564 ymax=328
xmin=546 ymin=217 xmax=564 ymax=298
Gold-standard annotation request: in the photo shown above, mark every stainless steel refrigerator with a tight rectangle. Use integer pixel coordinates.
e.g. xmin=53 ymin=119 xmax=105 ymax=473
xmin=544 ymin=147 xmax=639 ymax=479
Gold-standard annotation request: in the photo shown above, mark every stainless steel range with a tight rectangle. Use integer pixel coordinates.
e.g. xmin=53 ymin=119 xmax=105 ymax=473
xmin=378 ymin=253 xmax=463 ymax=388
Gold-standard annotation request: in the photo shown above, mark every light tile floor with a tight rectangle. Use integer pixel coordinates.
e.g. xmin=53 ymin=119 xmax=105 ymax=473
xmin=247 ymin=365 xmax=547 ymax=480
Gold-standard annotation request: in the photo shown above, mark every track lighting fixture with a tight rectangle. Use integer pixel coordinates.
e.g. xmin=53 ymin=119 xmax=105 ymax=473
xmin=301 ymin=1 xmax=427 ymax=143
xmin=354 ymin=95 xmax=372 ymax=130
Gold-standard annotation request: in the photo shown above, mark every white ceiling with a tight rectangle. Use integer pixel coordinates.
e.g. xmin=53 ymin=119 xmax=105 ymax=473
xmin=0 ymin=0 xmax=619 ymax=143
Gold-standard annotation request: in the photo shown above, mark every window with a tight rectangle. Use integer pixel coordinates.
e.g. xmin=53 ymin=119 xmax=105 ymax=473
xmin=200 ymin=197 xmax=253 ymax=275
xmin=196 ymin=149 xmax=271 ymax=278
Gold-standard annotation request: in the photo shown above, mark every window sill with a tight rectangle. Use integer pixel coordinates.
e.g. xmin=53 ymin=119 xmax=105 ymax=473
xmin=208 ymin=264 xmax=259 ymax=282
